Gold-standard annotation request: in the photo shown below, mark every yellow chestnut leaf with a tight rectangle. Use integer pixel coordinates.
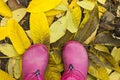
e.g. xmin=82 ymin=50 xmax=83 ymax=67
xmin=0 ymin=0 xmax=12 ymax=17
xmin=0 ymin=69 xmax=15 ymax=80
xmin=0 ymin=43 xmax=19 ymax=57
xmin=30 ymin=12 xmax=50 ymax=46
xmin=27 ymin=0 xmax=62 ymax=13
xmin=0 ymin=27 xmax=7 ymax=40
xmin=66 ymin=10 xmax=77 ymax=33
xmin=50 ymin=16 xmax=67 ymax=43
xmin=77 ymin=0 xmax=95 ymax=11
xmin=7 ymin=19 xmax=31 ymax=54
xmin=71 ymin=6 xmax=82 ymax=29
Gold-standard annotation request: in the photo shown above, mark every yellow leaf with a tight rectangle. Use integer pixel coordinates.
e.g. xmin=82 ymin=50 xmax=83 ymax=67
xmin=84 ymin=25 xmax=99 ymax=44
xmin=30 ymin=12 xmax=50 ymax=46
xmin=55 ymin=2 xmax=67 ymax=11
xmin=71 ymin=6 xmax=82 ymax=29
xmin=45 ymin=51 xmax=63 ymax=80
xmin=111 ymin=47 xmax=120 ymax=63
xmin=12 ymin=8 xmax=26 ymax=22
xmin=0 ymin=69 xmax=15 ymax=80
xmin=47 ymin=16 xmax=55 ymax=25
xmin=77 ymin=0 xmax=95 ymax=11
xmin=7 ymin=19 xmax=31 ymax=54
xmin=8 ymin=58 xmax=16 ymax=77
xmin=109 ymin=71 xmax=120 ymax=80
xmin=88 ymin=65 xmax=109 ymax=80
xmin=94 ymin=44 xmax=110 ymax=53
xmin=45 ymin=9 xmax=63 ymax=16
xmin=14 ymin=57 xmax=22 ymax=79
xmin=0 ymin=27 xmax=7 ymax=40
xmin=27 ymin=0 xmax=62 ymax=12
xmin=66 ymin=10 xmax=77 ymax=33
xmin=3 ymin=0 xmax=8 ymax=2
xmin=98 ymin=6 xmax=107 ymax=18
xmin=97 ymin=0 xmax=106 ymax=5
xmin=50 ymin=16 xmax=67 ymax=43
xmin=79 ymin=11 xmax=90 ymax=29
xmin=0 ymin=43 xmax=19 ymax=57
xmin=68 ymin=0 xmax=78 ymax=9
xmin=0 ymin=0 xmax=12 ymax=17
xmin=0 ymin=8 xmax=26 ymax=26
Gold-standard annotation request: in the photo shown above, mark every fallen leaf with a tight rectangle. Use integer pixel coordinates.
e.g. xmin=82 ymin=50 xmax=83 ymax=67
xmin=97 ymin=0 xmax=106 ymax=5
xmin=55 ymin=2 xmax=67 ymax=11
xmin=0 ymin=43 xmax=19 ymax=57
xmin=94 ymin=44 xmax=110 ymax=53
xmin=77 ymin=0 xmax=95 ymax=11
xmin=7 ymin=58 xmax=16 ymax=77
xmin=0 ymin=8 xmax=26 ymax=26
xmin=50 ymin=16 xmax=67 ymax=43
xmin=0 ymin=0 xmax=12 ymax=17
xmin=109 ymin=71 xmax=120 ymax=80
xmin=45 ymin=9 xmax=63 ymax=16
xmin=12 ymin=8 xmax=26 ymax=22
xmin=27 ymin=0 xmax=62 ymax=12
xmin=14 ymin=57 xmax=22 ymax=79
xmin=47 ymin=16 xmax=55 ymax=26
xmin=7 ymin=19 xmax=31 ymax=54
xmin=30 ymin=12 xmax=50 ymax=46
xmin=84 ymin=25 xmax=99 ymax=44
xmin=71 ymin=6 xmax=82 ymax=29
xmin=66 ymin=10 xmax=77 ymax=33
xmin=0 ymin=27 xmax=8 ymax=40
xmin=111 ymin=47 xmax=120 ymax=63
xmin=0 ymin=69 xmax=15 ymax=80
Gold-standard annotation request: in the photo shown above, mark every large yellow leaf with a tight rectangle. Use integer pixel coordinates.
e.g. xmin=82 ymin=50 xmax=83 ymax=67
xmin=7 ymin=19 xmax=31 ymax=54
xmin=30 ymin=12 xmax=50 ymax=46
xmin=0 ymin=69 xmax=15 ymax=80
xmin=27 ymin=0 xmax=62 ymax=13
xmin=0 ymin=43 xmax=19 ymax=57
xmin=0 ymin=27 xmax=7 ymax=40
xmin=71 ymin=6 xmax=82 ymax=29
xmin=50 ymin=16 xmax=67 ymax=43
xmin=66 ymin=10 xmax=77 ymax=33
xmin=0 ymin=0 xmax=12 ymax=17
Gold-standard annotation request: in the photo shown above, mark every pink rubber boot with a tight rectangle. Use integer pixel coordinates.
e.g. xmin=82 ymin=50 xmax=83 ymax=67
xmin=61 ymin=41 xmax=88 ymax=80
xmin=22 ymin=44 xmax=48 ymax=80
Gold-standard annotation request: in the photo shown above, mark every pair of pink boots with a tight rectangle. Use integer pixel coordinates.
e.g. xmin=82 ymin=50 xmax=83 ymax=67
xmin=22 ymin=41 xmax=88 ymax=80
